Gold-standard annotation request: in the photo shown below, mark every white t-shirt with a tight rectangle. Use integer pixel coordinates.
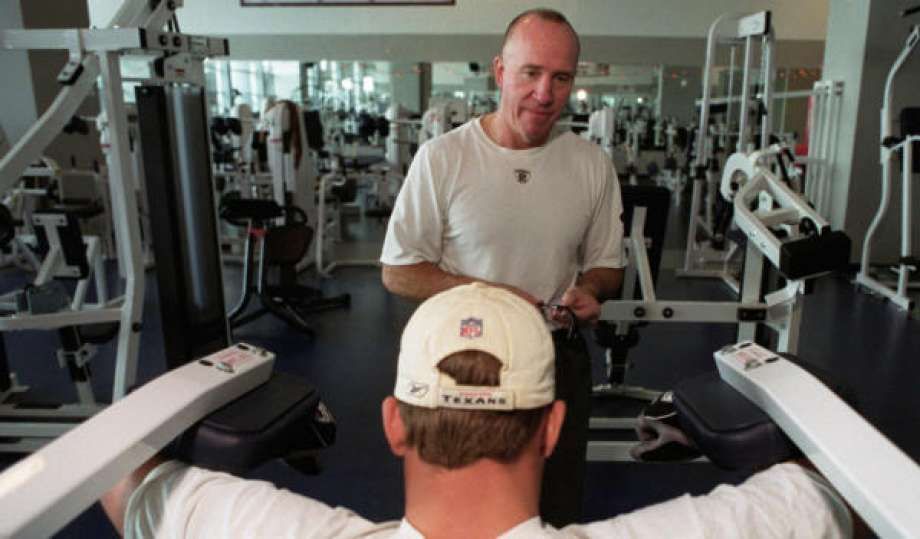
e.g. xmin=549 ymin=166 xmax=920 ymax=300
xmin=123 ymin=461 xmax=851 ymax=538
xmin=380 ymin=118 xmax=625 ymax=304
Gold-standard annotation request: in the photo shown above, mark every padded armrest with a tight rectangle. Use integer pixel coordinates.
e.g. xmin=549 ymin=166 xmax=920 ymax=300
xmin=674 ymin=353 xmax=857 ymax=471
xmin=673 ymin=372 xmax=799 ymax=470
xmin=175 ymin=372 xmax=336 ymax=475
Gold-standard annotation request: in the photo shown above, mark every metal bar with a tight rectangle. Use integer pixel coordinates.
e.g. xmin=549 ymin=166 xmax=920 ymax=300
xmin=601 ymin=300 xmax=770 ymax=323
xmin=0 ymin=345 xmax=274 ymax=539
xmin=726 ymin=46 xmax=736 ymax=147
xmin=98 ymin=52 xmax=145 ymax=401
xmin=589 ymin=417 xmax=636 ymax=430
xmin=737 ymin=35 xmax=754 ymax=152
xmin=755 ymin=207 xmax=799 ymax=227
xmin=715 ymin=344 xmax=920 ymax=538
xmin=0 ymin=28 xmax=140 ymax=52
xmin=586 ymin=441 xmax=636 ymax=462
xmin=898 ymin=140 xmax=913 ymax=297
xmin=855 ymin=273 xmax=915 ymax=310
xmin=628 ymin=208 xmax=657 ymax=302
xmin=759 ymin=30 xmax=775 ymax=149
xmin=859 ymin=149 xmax=893 ymax=279
xmin=696 ymin=89 xmax=824 ymax=108
xmin=0 ymin=422 xmax=80 ymax=438
xmin=0 ymin=403 xmax=105 ymax=418
xmin=0 ymin=307 xmax=123 ymax=331
xmin=0 ymin=55 xmax=100 ymax=196
xmin=0 ymin=439 xmax=47 ymax=453
xmin=681 ymin=179 xmax=705 ymax=271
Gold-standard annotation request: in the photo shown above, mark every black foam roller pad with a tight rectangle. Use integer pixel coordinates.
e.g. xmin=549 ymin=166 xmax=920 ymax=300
xmin=779 ymin=230 xmax=851 ymax=280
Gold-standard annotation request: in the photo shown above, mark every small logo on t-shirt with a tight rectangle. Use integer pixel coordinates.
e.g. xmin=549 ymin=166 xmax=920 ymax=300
xmin=514 ymin=169 xmax=531 ymax=184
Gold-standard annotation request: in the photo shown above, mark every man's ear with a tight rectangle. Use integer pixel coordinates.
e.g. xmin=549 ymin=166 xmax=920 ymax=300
xmin=382 ymin=396 xmax=408 ymax=457
xmin=541 ymin=400 xmax=567 ymax=458
xmin=492 ymin=55 xmax=504 ymax=87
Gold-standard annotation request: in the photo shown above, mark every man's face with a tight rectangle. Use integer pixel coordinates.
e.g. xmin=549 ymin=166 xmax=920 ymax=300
xmin=493 ymin=17 xmax=578 ymax=149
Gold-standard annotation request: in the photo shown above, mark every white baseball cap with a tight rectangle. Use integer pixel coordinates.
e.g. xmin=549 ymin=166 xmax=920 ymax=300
xmin=394 ymin=282 xmax=555 ymax=411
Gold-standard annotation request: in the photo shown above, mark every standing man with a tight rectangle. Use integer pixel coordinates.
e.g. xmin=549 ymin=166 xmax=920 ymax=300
xmin=380 ymin=9 xmax=625 ymax=526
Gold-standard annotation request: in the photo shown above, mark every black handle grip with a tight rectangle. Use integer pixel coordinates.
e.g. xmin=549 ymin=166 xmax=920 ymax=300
xmin=903 ymin=5 xmax=920 ymax=17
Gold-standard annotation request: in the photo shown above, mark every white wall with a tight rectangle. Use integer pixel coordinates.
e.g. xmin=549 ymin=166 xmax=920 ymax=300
xmin=823 ymin=0 xmax=920 ymax=262
xmin=90 ymin=0 xmax=827 ymax=40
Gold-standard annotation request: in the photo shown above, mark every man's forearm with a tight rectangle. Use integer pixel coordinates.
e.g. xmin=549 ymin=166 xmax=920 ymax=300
xmin=381 ymin=263 xmax=540 ymax=304
xmin=381 ymin=262 xmax=476 ymax=301
xmin=576 ymin=267 xmax=624 ymax=302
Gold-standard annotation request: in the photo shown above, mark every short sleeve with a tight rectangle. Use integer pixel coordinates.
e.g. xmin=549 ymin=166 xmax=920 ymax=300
xmin=380 ymin=142 xmax=446 ymax=266
xmin=124 ymin=462 xmax=379 ymax=538
xmin=570 ymin=463 xmax=851 ymax=538
xmin=580 ymin=157 xmax=625 ymax=271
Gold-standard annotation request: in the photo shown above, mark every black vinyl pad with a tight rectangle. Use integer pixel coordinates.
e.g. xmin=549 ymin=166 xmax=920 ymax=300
xmin=175 ymin=372 xmax=335 ymax=475
xmin=673 ymin=372 xmax=799 ymax=470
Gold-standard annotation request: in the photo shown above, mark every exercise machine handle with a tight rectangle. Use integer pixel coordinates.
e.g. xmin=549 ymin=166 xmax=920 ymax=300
xmin=903 ymin=5 xmax=920 ymax=18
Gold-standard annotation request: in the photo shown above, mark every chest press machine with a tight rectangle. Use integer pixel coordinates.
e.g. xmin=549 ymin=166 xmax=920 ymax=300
xmin=0 ymin=0 xmax=230 ymax=451
xmin=0 ymin=342 xmax=337 ymax=538
xmin=591 ymin=144 xmax=851 ymax=459
xmin=678 ymin=11 xmax=775 ymax=294
xmin=0 ymin=338 xmax=917 ymax=537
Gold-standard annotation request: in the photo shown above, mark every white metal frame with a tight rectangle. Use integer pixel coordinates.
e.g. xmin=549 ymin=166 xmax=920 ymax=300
xmin=315 ymin=166 xmax=382 ymax=277
xmin=855 ymin=24 xmax=920 ymax=312
xmin=716 ymin=341 xmax=920 ymax=538
xmin=0 ymin=0 xmax=226 ymax=451
xmin=588 ymin=198 xmax=806 ymax=462
xmin=678 ymin=11 xmax=774 ymax=293
xmin=803 ymin=80 xmax=845 ymax=217
xmin=0 ymin=343 xmax=274 ymax=538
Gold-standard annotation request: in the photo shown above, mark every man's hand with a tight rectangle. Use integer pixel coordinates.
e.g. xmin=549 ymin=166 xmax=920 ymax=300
xmin=558 ymin=285 xmax=601 ymax=323
xmin=556 ymin=267 xmax=624 ymax=323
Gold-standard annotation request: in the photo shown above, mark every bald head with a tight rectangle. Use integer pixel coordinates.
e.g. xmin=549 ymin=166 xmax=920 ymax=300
xmin=500 ymin=9 xmax=581 ymax=61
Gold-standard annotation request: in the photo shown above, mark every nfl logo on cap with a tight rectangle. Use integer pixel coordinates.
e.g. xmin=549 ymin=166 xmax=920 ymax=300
xmin=459 ymin=317 xmax=483 ymax=339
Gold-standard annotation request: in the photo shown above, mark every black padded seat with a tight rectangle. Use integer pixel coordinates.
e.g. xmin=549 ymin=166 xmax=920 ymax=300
xmin=78 ymin=322 xmax=120 ymax=345
xmin=674 ymin=354 xmax=857 ymax=470
xmin=52 ymin=201 xmax=105 ymax=220
xmin=220 ymin=198 xmax=284 ymax=222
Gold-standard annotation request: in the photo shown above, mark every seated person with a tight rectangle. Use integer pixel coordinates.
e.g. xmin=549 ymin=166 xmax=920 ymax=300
xmin=101 ymin=283 xmax=852 ymax=538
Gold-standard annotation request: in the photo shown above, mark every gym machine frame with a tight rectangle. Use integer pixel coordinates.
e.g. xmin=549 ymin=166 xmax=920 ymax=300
xmin=589 ymin=146 xmax=849 ymax=462
xmin=699 ymin=81 xmax=844 ymax=220
xmin=855 ymin=7 xmax=920 ymax=312
xmin=678 ymin=11 xmax=774 ymax=293
xmin=315 ymin=105 xmax=415 ymax=277
xmin=0 ymin=0 xmax=227 ymax=451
